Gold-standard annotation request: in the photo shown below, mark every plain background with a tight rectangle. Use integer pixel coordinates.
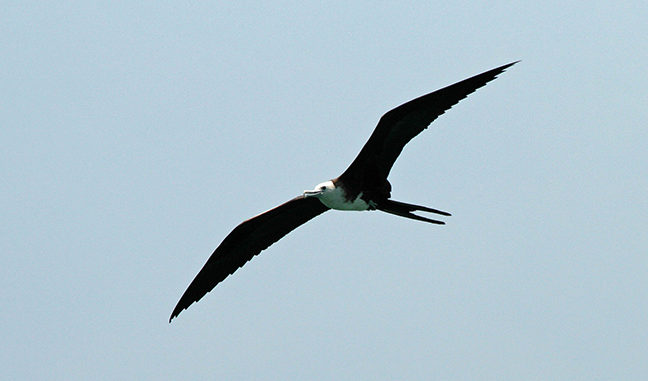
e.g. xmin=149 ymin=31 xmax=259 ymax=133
xmin=2 ymin=2 xmax=646 ymax=380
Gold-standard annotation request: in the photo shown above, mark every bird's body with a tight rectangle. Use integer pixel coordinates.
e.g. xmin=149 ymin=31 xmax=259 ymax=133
xmin=170 ymin=61 xmax=518 ymax=322
xmin=305 ymin=180 xmax=374 ymax=211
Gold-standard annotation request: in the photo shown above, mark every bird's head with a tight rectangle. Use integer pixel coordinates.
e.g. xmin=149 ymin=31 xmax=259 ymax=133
xmin=303 ymin=180 xmax=335 ymax=198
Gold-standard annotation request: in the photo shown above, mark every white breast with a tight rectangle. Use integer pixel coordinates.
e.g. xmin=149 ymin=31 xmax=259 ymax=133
xmin=318 ymin=186 xmax=370 ymax=211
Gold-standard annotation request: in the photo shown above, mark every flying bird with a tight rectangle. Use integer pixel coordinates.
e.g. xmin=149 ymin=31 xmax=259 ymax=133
xmin=170 ymin=61 xmax=517 ymax=322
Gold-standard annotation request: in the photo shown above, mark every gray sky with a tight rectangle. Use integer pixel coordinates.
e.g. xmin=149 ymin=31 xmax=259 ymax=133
xmin=2 ymin=2 xmax=647 ymax=379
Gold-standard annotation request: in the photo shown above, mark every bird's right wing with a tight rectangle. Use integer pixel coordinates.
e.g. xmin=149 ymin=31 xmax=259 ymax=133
xmin=170 ymin=195 xmax=329 ymax=322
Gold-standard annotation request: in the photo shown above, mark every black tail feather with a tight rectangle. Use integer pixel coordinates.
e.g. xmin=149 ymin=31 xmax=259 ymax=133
xmin=377 ymin=199 xmax=450 ymax=224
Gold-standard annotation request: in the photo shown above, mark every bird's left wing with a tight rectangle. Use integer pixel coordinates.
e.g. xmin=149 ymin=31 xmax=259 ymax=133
xmin=170 ymin=196 xmax=329 ymax=322
xmin=340 ymin=61 xmax=518 ymax=183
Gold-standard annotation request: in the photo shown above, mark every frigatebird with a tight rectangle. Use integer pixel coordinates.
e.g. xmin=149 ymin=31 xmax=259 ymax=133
xmin=170 ymin=61 xmax=517 ymax=322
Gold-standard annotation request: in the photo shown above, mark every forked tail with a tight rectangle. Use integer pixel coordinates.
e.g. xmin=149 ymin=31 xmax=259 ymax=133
xmin=377 ymin=199 xmax=451 ymax=224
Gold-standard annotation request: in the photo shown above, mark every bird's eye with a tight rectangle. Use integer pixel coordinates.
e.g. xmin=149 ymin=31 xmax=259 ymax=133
xmin=320 ymin=186 xmax=326 ymax=190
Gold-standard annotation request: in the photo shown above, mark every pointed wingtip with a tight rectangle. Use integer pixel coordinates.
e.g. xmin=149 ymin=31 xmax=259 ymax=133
xmin=485 ymin=61 xmax=519 ymax=77
xmin=169 ymin=304 xmax=185 ymax=323
xmin=479 ymin=60 xmax=518 ymax=86
xmin=501 ymin=60 xmax=520 ymax=71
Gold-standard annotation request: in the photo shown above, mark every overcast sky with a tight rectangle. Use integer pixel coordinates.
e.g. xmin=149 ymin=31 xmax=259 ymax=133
xmin=2 ymin=2 xmax=647 ymax=379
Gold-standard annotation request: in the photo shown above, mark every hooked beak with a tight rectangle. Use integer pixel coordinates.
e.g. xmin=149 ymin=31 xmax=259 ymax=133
xmin=303 ymin=189 xmax=324 ymax=198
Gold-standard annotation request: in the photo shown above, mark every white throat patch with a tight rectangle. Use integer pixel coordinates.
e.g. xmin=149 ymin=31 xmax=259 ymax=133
xmin=314 ymin=181 xmax=370 ymax=211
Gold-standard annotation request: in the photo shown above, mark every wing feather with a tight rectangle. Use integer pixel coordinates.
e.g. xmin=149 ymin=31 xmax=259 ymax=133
xmin=340 ymin=62 xmax=517 ymax=183
xmin=170 ymin=196 xmax=329 ymax=321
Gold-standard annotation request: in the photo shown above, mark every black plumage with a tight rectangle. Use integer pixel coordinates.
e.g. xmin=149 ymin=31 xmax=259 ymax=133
xmin=170 ymin=196 xmax=328 ymax=322
xmin=170 ymin=61 xmax=517 ymax=322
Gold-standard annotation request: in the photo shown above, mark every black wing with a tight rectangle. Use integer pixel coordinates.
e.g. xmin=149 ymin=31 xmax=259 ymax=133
xmin=170 ymin=196 xmax=329 ymax=322
xmin=340 ymin=61 xmax=518 ymax=183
